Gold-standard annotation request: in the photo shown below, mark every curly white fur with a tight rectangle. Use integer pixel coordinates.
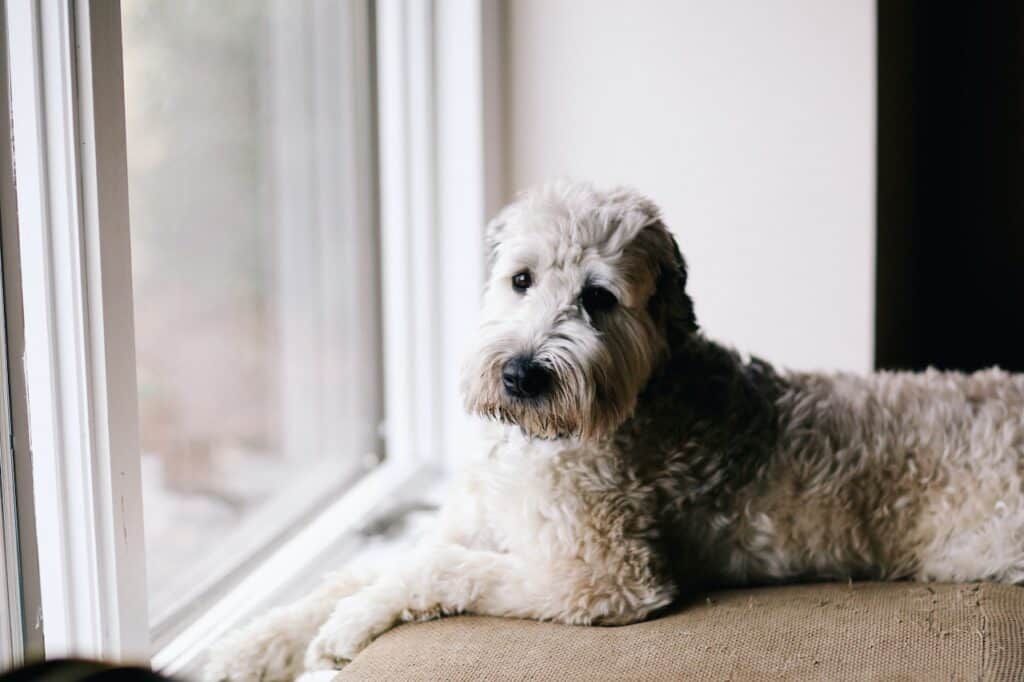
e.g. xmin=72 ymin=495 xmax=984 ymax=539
xmin=204 ymin=182 xmax=1024 ymax=681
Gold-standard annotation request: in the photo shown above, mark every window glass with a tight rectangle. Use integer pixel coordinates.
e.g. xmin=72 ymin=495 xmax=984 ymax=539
xmin=122 ymin=0 xmax=381 ymax=640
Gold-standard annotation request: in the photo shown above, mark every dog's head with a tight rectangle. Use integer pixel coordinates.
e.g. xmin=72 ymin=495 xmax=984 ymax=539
xmin=461 ymin=182 xmax=697 ymax=441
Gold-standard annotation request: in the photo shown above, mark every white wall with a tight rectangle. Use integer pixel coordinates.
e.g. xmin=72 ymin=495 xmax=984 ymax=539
xmin=506 ymin=0 xmax=875 ymax=372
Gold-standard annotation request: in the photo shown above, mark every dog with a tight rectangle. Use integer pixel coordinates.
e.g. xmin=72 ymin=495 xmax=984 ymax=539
xmin=205 ymin=181 xmax=1024 ymax=681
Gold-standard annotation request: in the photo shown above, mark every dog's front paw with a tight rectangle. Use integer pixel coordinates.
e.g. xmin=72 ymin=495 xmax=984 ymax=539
xmin=203 ymin=612 xmax=306 ymax=682
xmin=304 ymin=594 xmax=393 ymax=671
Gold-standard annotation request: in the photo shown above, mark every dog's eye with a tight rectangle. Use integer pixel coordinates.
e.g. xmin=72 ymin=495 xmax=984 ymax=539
xmin=580 ymin=285 xmax=617 ymax=315
xmin=512 ymin=270 xmax=532 ymax=292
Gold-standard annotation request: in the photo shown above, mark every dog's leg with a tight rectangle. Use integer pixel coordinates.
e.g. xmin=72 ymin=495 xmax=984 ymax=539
xmin=304 ymin=542 xmax=675 ymax=670
xmin=202 ymin=567 xmax=375 ymax=682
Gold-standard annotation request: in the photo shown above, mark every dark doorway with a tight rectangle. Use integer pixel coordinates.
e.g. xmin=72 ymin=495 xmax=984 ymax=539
xmin=876 ymin=2 xmax=1024 ymax=372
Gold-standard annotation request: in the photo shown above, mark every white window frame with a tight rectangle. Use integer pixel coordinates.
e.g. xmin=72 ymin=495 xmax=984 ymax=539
xmin=0 ymin=190 xmax=24 ymax=671
xmin=0 ymin=269 xmax=21 ymax=670
xmin=1 ymin=3 xmax=24 ymax=670
xmin=6 ymin=0 xmax=149 ymax=663
xmin=379 ymin=0 xmax=504 ymax=470
xmin=2 ymin=0 xmax=503 ymax=673
xmin=0 ymin=3 xmax=43 ymax=667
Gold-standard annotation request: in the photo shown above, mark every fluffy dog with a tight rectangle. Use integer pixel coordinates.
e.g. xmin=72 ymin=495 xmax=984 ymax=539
xmin=205 ymin=182 xmax=1024 ymax=681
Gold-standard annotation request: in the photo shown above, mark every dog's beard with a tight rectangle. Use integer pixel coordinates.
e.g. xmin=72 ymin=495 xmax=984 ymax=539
xmin=461 ymin=306 xmax=667 ymax=441
xmin=461 ymin=339 xmax=640 ymax=441
xmin=470 ymin=397 xmax=583 ymax=440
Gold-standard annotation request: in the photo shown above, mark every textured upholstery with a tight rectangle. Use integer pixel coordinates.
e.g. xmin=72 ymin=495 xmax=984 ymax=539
xmin=337 ymin=582 xmax=1024 ymax=681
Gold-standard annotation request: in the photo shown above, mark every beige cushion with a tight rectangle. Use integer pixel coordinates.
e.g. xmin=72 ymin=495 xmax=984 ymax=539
xmin=338 ymin=582 xmax=1024 ymax=681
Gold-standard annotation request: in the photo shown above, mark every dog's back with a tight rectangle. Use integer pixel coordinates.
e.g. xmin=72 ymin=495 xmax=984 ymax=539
xmin=692 ymin=365 xmax=1024 ymax=586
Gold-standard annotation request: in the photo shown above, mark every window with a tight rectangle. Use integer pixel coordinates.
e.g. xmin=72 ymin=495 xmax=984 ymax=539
xmin=1 ymin=0 xmax=497 ymax=673
xmin=120 ymin=0 xmax=382 ymax=646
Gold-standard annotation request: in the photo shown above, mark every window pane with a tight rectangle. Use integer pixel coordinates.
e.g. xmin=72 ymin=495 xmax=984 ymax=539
xmin=122 ymin=0 xmax=381 ymax=640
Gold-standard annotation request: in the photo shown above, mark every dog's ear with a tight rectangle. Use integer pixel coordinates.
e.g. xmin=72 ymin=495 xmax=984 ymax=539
xmin=639 ymin=221 xmax=698 ymax=343
xmin=484 ymin=210 xmax=509 ymax=269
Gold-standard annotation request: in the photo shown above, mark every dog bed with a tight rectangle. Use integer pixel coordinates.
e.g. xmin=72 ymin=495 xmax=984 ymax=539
xmin=335 ymin=581 xmax=1024 ymax=681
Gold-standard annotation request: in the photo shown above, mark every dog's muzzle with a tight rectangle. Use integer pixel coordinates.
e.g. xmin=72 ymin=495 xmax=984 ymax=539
xmin=501 ymin=356 xmax=552 ymax=399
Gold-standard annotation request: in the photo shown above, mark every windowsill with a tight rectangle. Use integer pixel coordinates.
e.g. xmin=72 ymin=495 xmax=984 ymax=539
xmin=154 ymin=460 xmax=445 ymax=678
xmin=150 ymin=456 xmax=371 ymax=647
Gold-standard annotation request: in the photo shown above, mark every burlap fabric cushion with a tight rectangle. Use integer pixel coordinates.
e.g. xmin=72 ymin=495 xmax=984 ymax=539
xmin=337 ymin=582 xmax=1024 ymax=681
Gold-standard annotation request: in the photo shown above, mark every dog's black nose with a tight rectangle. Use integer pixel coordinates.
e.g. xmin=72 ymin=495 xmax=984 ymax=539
xmin=501 ymin=356 xmax=551 ymax=399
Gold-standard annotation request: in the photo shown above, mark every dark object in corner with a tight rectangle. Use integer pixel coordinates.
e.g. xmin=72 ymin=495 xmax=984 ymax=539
xmin=877 ymin=1 xmax=1024 ymax=372
xmin=0 ymin=660 xmax=171 ymax=682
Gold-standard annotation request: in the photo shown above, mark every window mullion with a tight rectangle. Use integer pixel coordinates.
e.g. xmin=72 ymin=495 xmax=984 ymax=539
xmin=6 ymin=0 xmax=148 ymax=663
xmin=434 ymin=0 xmax=503 ymax=469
